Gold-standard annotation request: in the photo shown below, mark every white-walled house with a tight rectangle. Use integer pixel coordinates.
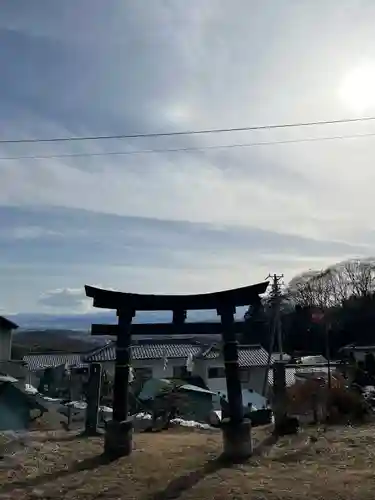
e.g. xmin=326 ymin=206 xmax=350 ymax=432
xmin=84 ymin=340 xmax=270 ymax=395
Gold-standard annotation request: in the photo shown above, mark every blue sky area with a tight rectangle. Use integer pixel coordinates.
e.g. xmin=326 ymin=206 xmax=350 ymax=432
xmin=2 ymin=1 xmax=375 ymax=318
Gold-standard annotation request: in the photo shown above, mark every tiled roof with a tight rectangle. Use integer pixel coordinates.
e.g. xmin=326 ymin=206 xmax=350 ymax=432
xmin=202 ymin=344 xmax=269 ymax=367
xmin=23 ymin=353 xmax=87 ymax=372
xmin=85 ymin=342 xmax=269 ymax=367
xmin=85 ymin=342 xmax=203 ymax=362
xmin=238 ymin=347 xmax=269 ymax=367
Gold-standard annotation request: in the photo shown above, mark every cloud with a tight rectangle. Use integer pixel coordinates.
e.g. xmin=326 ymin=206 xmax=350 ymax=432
xmin=0 ymin=206 xmax=369 ymax=269
xmin=0 ymin=226 xmax=62 ymax=240
xmin=0 ymin=204 xmax=371 ymax=314
xmin=38 ymin=283 xmax=121 ymax=313
xmin=38 ymin=288 xmax=92 ymax=312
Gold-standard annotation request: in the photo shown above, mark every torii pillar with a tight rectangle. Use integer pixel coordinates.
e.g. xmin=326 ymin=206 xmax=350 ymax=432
xmin=218 ymin=305 xmax=252 ymax=459
xmin=104 ymin=308 xmax=135 ymax=458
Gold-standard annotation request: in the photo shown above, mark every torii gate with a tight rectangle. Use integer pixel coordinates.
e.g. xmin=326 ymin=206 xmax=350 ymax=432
xmin=85 ymin=281 xmax=269 ymax=461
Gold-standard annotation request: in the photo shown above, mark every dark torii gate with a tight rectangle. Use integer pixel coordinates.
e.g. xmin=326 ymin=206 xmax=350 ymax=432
xmin=85 ymin=281 xmax=269 ymax=461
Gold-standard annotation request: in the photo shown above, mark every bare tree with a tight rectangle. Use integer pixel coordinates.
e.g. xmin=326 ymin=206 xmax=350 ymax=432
xmin=287 ymin=258 xmax=375 ymax=310
xmin=287 ymin=270 xmax=328 ymax=308
xmin=340 ymin=259 xmax=375 ymax=298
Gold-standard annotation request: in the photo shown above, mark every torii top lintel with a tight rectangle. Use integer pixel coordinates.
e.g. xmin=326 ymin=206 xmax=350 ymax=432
xmin=85 ymin=282 xmax=269 ymax=312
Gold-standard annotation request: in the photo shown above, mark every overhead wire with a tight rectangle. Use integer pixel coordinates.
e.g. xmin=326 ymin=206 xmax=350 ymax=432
xmin=1 ymin=130 xmax=375 ymax=161
xmin=1 ymin=115 xmax=375 ymax=145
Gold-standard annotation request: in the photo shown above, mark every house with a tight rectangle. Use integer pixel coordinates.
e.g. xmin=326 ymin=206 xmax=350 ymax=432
xmin=84 ymin=340 xmax=270 ymax=395
xmin=193 ymin=343 xmax=269 ymax=394
xmin=23 ymin=352 xmax=88 ymax=398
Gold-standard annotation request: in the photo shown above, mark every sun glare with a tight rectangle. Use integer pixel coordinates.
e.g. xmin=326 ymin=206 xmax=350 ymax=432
xmin=339 ymin=63 xmax=375 ymax=113
xmin=164 ymin=104 xmax=192 ymax=125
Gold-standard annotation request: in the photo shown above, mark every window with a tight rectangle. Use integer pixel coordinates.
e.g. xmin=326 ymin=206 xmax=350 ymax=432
xmin=173 ymin=366 xmax=188 ymax=378
xmin=208 ymin=367 xmax=226 ymax=379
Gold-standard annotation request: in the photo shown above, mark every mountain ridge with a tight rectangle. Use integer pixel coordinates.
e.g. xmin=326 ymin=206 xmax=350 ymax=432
xmin=8 ymin=308 xmax=248 ymax=330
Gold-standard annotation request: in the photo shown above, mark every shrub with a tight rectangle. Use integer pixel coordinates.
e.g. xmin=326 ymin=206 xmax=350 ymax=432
xmin=286 ymin=373 xmax=369 ymax=424
xmin=327 ymin=386 xmax=369 ymax=423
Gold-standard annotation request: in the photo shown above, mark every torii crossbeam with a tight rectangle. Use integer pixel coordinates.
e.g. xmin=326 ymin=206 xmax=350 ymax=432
xmin=85 ymin=281 xmax=269 ymax=460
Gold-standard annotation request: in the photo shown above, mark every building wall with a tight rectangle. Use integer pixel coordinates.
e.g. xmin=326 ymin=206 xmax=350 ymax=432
xmin=195 ymin=357 xmax=267 ymax=395
xmin=352 ymin=351 xmax=367 ymax=362
xmin=101 ymin=358 xmax=189 ymax=380
xmin=99 ymin=357 xmax=268 ymax=396
xmin=0 ymin=327 xmax=12 ymax=361
xmin=246 ymin=366 xmax=268 ymax=395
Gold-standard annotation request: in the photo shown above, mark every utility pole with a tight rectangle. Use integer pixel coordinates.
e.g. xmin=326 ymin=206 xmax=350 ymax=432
xmin=262 ymin=273 xmax=284 ymax=396
xmin=267 ymin=274 xmax=284 ymax=359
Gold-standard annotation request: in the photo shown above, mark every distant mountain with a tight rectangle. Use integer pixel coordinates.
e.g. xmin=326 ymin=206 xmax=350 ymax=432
xmin=11 ymin=329 xmax=105 ymax=358
xmin=8 ymin=307 xmax=248 ymax=330
xmin=8 ymin=312 xmax=117 ymax=330
xmin=8 ymin=307 xmax=248 ymax=357
xmin=12 ymin=327 xmax=223 ymax=358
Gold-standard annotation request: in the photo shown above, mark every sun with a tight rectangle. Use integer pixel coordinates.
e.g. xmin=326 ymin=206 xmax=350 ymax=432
xmin=339 ymin=62 xmax=375 ymax=113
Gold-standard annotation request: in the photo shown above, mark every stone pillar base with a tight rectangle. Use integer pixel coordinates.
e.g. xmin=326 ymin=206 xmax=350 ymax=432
xmin=221 ymin=419 xmax=252 ymax=461
xmin=104 ymin=419 xmax=133 ymax=458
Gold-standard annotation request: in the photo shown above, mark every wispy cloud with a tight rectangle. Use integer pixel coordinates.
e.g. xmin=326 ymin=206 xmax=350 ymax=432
xmin=0 ymin=205 xmax=371 ymax=313
xmin=38 ymin=287 xmax=92 ymax=312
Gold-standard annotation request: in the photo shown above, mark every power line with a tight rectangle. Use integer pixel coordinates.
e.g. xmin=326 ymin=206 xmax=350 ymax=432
xmin=2 ymin=130 xmax=375 ymax=161
xmin=1 ymin=115 xmax=375 ymax=145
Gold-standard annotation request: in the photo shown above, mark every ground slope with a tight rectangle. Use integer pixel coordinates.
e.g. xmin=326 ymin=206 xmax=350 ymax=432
xmin=0 ymin=424 xmax=374 ymax=499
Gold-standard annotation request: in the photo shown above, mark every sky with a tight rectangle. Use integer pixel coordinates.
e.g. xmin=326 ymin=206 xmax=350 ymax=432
xmin=2 ymin=0 xmax=375 ymax=317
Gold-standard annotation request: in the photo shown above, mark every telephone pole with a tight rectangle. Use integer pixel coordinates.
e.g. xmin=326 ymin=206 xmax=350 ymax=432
xmin=267 ymin=274 xmax=284 ymax=359
xmin=262 ymin=273 xmax=284 ymax=396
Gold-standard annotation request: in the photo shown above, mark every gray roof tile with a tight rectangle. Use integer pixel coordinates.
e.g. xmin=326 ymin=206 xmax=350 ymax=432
xmin=85 ymin=343 xmax=202 ymax=362
xmin=85 ymin=341 xmax=269 ymax=367
xmin=23 ymin=353 xmax=87 ymax=371
xmin=201 ymin=344 xmax=269 ymax=367
xmin=238 ymin=347 xmax=269 ymax=367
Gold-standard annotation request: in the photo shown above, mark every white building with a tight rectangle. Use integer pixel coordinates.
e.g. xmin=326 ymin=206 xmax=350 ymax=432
xmin=84 ymin=340 xmax=270 ymax=395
